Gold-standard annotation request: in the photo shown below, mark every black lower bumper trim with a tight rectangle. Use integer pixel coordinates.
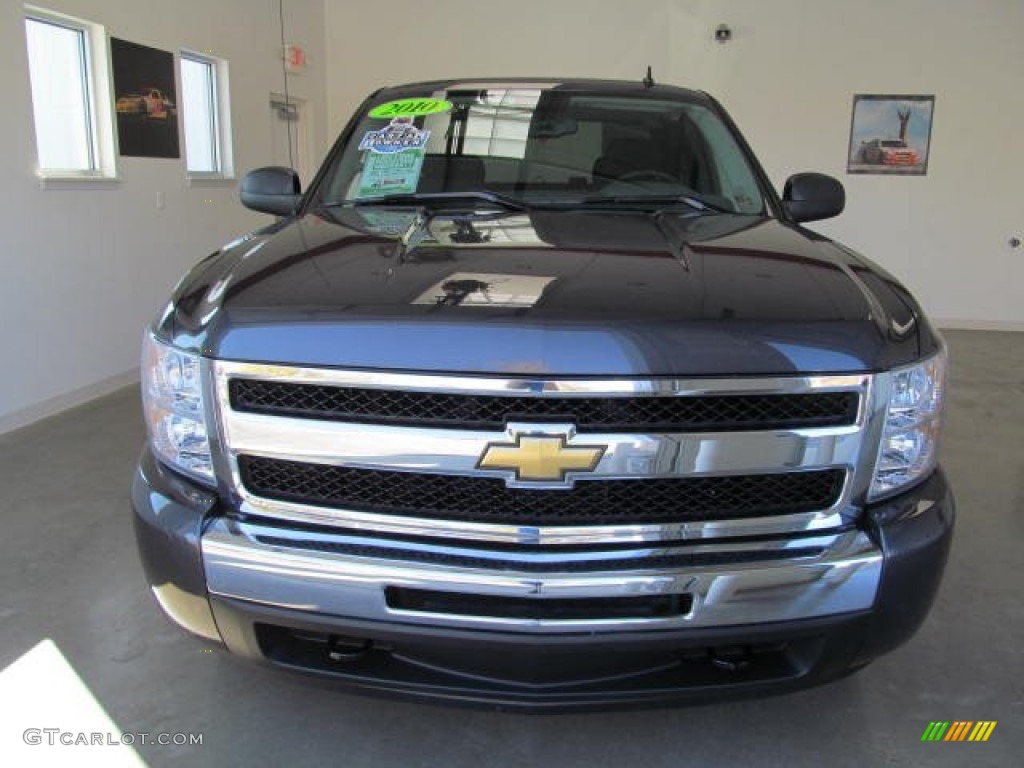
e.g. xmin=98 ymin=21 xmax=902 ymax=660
xmin=384 ymin=587 xmax=693 ymax=621
xmin=208 ymin=597 xmax=868 ymax=711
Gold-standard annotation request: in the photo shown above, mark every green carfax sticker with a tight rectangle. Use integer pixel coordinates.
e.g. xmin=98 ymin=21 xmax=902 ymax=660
xmin=369 ymin=98 xmax=453 ymax=119
xmin=358 ymin=149 xmax=425 ymax=197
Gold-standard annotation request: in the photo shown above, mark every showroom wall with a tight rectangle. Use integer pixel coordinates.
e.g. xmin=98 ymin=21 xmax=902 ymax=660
xmin=324 ymin=0 xmax=675 ymax=132
xmin=325 ymin=0 xmax=1024 ymax=330
xmin=0 ymin=0 xmax=327 ymax=431
xmin=667 ymin=0 xmax=1023 ymax=330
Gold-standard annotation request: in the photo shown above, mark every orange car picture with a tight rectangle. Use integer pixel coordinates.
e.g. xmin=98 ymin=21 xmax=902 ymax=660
xmin=116 ymin=88 xmax=176 ymax=119
xmin=858 ymin=138 xmax=920 ymax=166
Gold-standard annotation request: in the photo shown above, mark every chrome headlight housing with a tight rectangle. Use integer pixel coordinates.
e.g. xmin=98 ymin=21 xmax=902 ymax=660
xmin=869 ymin=347 xmax=947 ymax=500
xmin=141 ymin=332 xmax=214 ymax=483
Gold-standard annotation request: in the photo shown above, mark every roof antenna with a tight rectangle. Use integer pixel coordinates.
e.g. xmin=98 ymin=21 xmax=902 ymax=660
xmin=643 ymin=65 xmax=655 ymax=88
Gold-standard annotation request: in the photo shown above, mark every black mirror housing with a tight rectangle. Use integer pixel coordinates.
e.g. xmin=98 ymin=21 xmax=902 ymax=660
xmin=783 ymin=172 xmax=845 ymax=223
xmin=240 ymin=167 xmax=302 ymax=216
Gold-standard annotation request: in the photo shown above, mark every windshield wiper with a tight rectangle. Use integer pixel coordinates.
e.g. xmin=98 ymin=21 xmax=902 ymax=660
xmin=650 ymin=210 xmax=693 ymax=271
xmin=334 ymin=191 xmax=531 ymax=212
xmin=572 ymin=194 xmax=729 ymax=213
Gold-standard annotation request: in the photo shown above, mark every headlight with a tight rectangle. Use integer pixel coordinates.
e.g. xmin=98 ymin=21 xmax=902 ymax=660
xmin=141 ymin=332 xmax=214 ymax=483
xmin=870 ymin=348 xmax=947 ymax=500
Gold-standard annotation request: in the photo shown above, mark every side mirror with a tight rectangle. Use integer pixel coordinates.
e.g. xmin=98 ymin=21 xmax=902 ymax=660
xmin=240 ymin=166 xmax=301 ymax=216
xmin=783 ymin=172 xmax=845 ymax=223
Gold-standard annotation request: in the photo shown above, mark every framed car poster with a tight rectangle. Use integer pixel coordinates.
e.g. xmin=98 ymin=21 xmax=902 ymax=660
xmin=847 ymin=94 xmax=935 ymax=175
xmin=111 ymin=38 xmax=180 ymax=158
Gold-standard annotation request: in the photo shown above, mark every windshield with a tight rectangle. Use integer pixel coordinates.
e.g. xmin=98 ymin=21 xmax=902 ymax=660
xmin=313 ymin=86 xmax=768 ymax=214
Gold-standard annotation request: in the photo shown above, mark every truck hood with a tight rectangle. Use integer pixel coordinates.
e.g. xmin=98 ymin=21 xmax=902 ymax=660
xmin=165 ymin=207 xmax=922 ymax=376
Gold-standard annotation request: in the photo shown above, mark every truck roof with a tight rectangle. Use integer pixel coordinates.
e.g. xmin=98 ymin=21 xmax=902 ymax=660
xmin=374 ymin=77 xmax=713 ymax=104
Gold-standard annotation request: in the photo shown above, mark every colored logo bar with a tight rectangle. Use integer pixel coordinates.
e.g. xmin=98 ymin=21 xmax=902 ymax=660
xmin=921 ymin=721 xmax=997 ymax=742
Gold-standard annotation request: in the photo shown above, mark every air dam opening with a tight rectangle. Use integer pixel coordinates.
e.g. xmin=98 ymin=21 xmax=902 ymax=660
xmin=385 ymin=587 xmax=693 ymax=621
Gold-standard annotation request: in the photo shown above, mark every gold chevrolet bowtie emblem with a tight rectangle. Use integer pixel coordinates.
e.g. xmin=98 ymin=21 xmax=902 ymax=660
xmin=477 ymin=434 xmax=605 ymax=482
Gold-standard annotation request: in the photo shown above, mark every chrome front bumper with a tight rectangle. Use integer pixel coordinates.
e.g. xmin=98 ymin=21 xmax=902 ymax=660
xmin=133 ymin=446 xmax=954 ymax=709
xmin=202 ymin=518 xmax=883 ymax=634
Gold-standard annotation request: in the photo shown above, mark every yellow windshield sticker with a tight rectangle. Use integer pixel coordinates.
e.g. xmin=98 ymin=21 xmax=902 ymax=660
xmin=369 ymin=98 xmax=453 ymax=120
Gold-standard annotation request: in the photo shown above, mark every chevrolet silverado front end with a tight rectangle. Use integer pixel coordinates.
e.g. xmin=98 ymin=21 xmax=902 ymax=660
xmin=131 ymin=78 xmax=953 ymax=710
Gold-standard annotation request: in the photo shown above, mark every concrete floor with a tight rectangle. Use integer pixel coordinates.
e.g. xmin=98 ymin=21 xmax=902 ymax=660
xmin=0 ymin=329 xmax=1020 ymax=767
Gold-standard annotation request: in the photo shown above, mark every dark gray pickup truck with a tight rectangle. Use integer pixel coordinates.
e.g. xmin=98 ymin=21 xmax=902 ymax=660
xmin=132 ymin=78 xmax=953 ymax=710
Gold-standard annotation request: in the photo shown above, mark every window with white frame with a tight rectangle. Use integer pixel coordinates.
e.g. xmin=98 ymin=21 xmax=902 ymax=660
xmin=24 ymin=7 xmax=114 ymax=177
xmin=180 ymin=52 xmax=231 ymax=176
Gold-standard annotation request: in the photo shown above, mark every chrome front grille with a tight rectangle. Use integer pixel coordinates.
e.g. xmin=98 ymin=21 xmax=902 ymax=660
xmin=212 ymin=361 xmax=877 ymax=545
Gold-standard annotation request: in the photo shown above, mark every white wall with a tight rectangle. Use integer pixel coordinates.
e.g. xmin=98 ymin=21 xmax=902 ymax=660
xmin=324 ymin=0 xmax=1024 ymax=329
xmin=325 ymin=0 xmax=675 ymax=131
xmin=0 ymin=0 xmax=328 ymax=431
xmin=669 ymin=0 xmax=1024 ymax=330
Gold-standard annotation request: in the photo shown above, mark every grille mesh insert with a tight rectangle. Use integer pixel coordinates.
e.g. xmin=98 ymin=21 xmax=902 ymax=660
xmin=229 ymin=379 xmax=859 ymax=433
xmin=239 ymin=456 xmax=845 ymax=526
